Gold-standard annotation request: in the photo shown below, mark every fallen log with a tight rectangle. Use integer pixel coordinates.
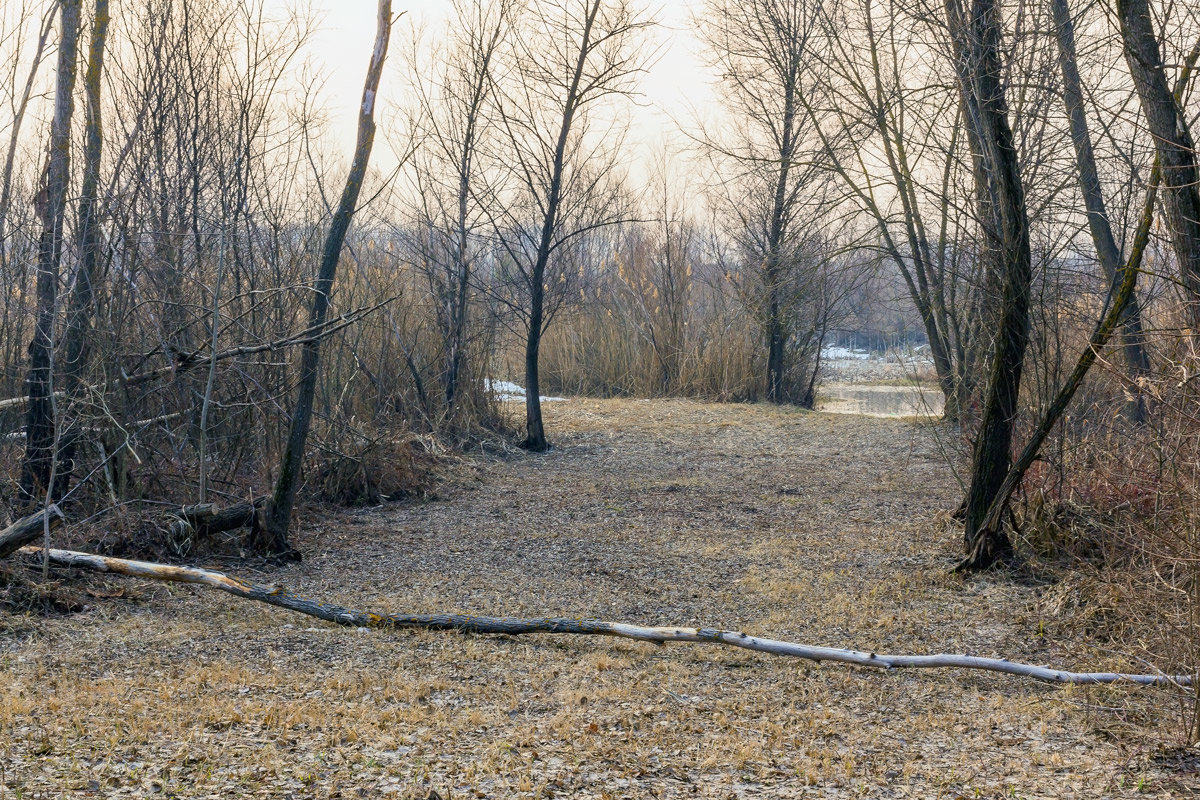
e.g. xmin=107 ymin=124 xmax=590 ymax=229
xmin=167 ymin=500 xmax=262 ymax=539
xmin=0 ymin=506 xmax=64 ymax=559
xmin=17 ymin=545 xmax=1192 ymax=688
xmin=165 ymin=499 xmax=263 ymax=556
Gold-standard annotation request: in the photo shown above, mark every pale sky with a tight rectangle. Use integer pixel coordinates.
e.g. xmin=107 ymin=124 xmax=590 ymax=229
xmin=275 ymin=0 xmax=716 ymax=175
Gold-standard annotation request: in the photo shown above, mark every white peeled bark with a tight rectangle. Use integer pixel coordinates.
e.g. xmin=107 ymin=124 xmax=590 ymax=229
xmin=17 ymin=545 xmax=1191 ymax=688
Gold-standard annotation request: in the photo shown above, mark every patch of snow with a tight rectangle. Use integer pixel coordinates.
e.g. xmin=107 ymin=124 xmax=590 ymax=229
xmin=821 ymin=346 xmax=873 ymax=360
xmin=484 ymin=378 xmax=566 ymax=403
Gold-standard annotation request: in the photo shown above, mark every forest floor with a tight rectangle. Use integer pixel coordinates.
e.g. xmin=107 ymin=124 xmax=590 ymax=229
xmin=1 ymin=398 xmax=1195 ymax=799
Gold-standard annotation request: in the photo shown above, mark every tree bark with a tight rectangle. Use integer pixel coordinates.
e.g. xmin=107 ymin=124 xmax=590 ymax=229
xmin=1115 ymin=0 xmax=1200 ymax=324
xmin=946 ymin=0 xmax=1034 ymax=570
xmin=21 ymin=0 xmax=83 ymax=504
xmin=22 ymin=544 xmax=1193 ymax=687
xmin=1052 ymin=0 xmax=1150 ymax=420
xmin=260 ymin=0 xmax=392 ymax=555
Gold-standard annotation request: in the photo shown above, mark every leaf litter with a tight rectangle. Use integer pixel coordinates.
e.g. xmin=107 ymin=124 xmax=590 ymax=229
xmin=0 ymin=398 xmax=1193 ymax=798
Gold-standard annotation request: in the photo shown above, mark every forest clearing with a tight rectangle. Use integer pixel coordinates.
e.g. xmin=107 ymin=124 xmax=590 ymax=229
xmin=2 ymin=398 xmax=1194 ymax=798
xmin=5 ymin=0 xmax=1200 ymax=796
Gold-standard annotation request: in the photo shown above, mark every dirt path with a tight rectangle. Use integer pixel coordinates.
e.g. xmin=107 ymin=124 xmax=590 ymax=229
xmin=0 ymin=399 xmax=1186 ymax=798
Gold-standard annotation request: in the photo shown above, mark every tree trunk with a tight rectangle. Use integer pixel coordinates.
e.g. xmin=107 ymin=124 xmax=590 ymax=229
xmin=522 ymin=283 xmax=548 ymax=451
xmin=57 ymin=0 xmax=111 ymax=492
xmin=1052 ymin=0 xmax=1150 ymax=420
xmin=766 ymin=298 xmax=786 ymax=404
xmin=1116 ymin=0 xmax=1200 ymax=324
xmin=260 ymin=0 xmax=392 ymax=556
xmin=946 ymin=0 xmax=1034 ymax=570
xmin=763 ymin=70 xmax=798 ymax=407
xmin=517 ymin=0 xmax=605 ymax=451
xmin=21 ymin=0 xmax=83 ymax=504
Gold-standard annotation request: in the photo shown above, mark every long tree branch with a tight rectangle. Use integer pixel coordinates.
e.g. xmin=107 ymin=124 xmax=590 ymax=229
xmin=17 ymin=545 xmax=1191 ymax=688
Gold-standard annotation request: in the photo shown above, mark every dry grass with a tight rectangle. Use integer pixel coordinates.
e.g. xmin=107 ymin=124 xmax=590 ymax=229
xmin=0 ymin=398 xmax=1193 ymax=798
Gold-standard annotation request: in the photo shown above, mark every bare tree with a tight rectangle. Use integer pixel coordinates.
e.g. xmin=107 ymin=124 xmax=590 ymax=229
xmin=488 ymin=0 xmax=653 ymax=450
xmin=803 ymin=0 xmax=986 ymax=421
xmin=944 ymin=0 xmax=1035 ymax=570
xmin=260 ymin=0 xmax=393 ymax=556
xmin=697 ymin=0 xmax=832 ymax=406
xmin=21 ymin=0 xmax=82 ymax=503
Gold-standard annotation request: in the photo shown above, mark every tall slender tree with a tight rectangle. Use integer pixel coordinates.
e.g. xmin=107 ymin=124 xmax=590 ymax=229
xmin=260 ymin=0 xmax=393 ymax=556
xmin=1115 ymin=0 xmax=1200 ymax=324
xmin=945 ymin=0 xmax=1035 ymax=569
xmin=53 ymin=0 xmax=111 ymax=491
xmin=1051 ymin=0 xmax=1151 ymax=419
xmin=22 ymin=0 xmax=82 ymax=503
xmin=490 ymin=0 xmax=652 ymax=450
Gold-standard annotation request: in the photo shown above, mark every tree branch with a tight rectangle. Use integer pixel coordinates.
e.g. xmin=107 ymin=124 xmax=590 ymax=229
xmin=18 ymin=545 xmax=1191 ymax=688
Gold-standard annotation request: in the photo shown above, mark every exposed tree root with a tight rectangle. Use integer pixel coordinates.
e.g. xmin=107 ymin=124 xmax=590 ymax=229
xmin=15 ymin=545 xmax=1193 ymax=688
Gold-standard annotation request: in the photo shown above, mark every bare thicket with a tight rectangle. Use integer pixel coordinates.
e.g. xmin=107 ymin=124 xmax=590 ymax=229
xmin=400 ymin=0 xmax=513 ymax=424
xmin=696 ymin=0 xmax=861 ymax=408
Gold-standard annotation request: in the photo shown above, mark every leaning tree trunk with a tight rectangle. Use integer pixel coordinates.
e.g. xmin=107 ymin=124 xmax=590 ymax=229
xmin=946 ymin=0 xmax=1035 ymax=570
xmin=1116 ymin=0 xmax=1200 ymax=325
xmin=1052 ymin=0 xmax=1151 ymax=420
xmin=260 ymin=0 xmax=392 ymax=556
xmin=958 ymin=164 xmax=1159 ymax=570
xmin=21 ymin=0 xmax=83 ymax=505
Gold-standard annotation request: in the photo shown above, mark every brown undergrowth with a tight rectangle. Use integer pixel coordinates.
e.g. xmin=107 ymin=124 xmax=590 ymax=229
xmin=0 ymin=399 xmax=1195 ymax=798
xmin=1011 ymin=362 xmax=1200 ymax=748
